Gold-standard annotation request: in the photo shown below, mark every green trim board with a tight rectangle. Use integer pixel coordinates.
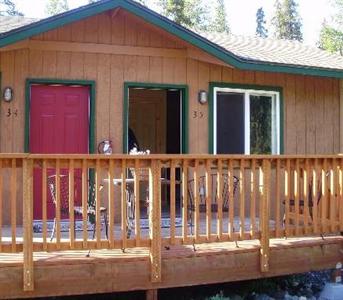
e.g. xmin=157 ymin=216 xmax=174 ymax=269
xmin=208 ymin=82 xmax=284 ymax=154
xmin=123 ymin=82 xmax=189 ymax=154
xmin=24 ymin=78 xmax=96 ymax=154
xmin=0 ymin=0 xmax=342 ymax=78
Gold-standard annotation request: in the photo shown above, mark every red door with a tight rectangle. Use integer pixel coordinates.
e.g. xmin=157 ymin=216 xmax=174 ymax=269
xmin=30 ymin=85 xmax=89 ymax=220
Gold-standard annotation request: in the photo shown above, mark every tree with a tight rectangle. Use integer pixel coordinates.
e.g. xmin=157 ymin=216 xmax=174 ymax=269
xmin=318 ymin=0 xmax=343 ymax=55
xmin=272 ymin=0 xmax=303 ymax=41
xmin=209 ymin=0 xmax=230 ymax=33
xmin=46 ymin=0 xmax=69 ymax=16
xmin=0 ymin=0 xmax=23 ymax=16
xmin=158 ymin=0 xmax=209 ymax=30
xmin=256 ymin=7 xmax=268 ymax=38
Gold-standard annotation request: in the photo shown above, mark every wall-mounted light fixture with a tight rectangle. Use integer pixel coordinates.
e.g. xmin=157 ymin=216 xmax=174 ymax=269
xmin=198 ymin=90 xmax=208 ymax=105
xmin=3 ymin=87 xmax=13 ymax=102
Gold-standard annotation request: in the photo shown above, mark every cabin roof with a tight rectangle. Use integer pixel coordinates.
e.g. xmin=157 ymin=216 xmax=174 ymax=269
xmin=0 ymin=0 xmax=343 ymax=78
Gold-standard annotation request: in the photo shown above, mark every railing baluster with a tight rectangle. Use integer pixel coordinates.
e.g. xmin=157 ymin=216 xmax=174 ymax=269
xmin=275 ymin=159 xmax=281 ymax=237
xmin=250 ymin=159 xmax=256 ymax=238
xmin=0 ymin=160 xmax=3 ymax=252
xmin=322 ymin=159 xmax=328 ymax=233
xmin=182 ymin=160 xmax=188 ymax=242
xmin=205 ymin=159 xmax=211 ymax=241
xmin=82 ymin=159 xmax=88 ymax=248
xmin=312 ymin=159 xmax=318 ymax=234
xmin=303 ymin=159 xmax=309 ymax=234
xmin=23 ymin=158 xmax=34 ymax=291
xmin=134 ymin=159 xmax=140 ymax=246
xmin=170 ymin=160 xmax=176 ymax=245
xmin=217 ymin=159 xmax=223 ymax=240
xmin=260 ymin=159 xmax=270 ymax=273
xmin=339 ymin=158 xmax=343 ymax=233
xmin=108 ymin=159 xmax=115 ymax=248
xmin=95 ymin=159 xmax=101 ymax=248
xmin=294 ymin=159 xmax=300 ymax=236
xmin=11 ymin=158 xmax=17 ymax=252
xmin=228 ymin=159 xmax=234 ymax=240
xmin=56 ymin=159 xmax=61 ymax=248
xmin=285 ymin=159 xmax=291 ymax=237
xmin=194 ymin=160 xmax=200 ymax=242
xmin=42 ymin=159 xmax=47 ymax=251
xmin=121 ymin=160 xmax=127 ymax=249
xmin=240 ymin=159 xmax=245 ymax=239
xmin=149 ymin=160 xmax=161 ymax=283
xmin=69 ymin=159 xmax=75 ymax=249
xmin=330 ymin=159 xmax=336 ymax=232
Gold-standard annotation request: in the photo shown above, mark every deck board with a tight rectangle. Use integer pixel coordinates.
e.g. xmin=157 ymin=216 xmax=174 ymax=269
xmin=0 ymin=236 xmax=341 ymax=299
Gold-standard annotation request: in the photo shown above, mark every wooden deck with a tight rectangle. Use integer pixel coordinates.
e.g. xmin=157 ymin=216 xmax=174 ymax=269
xmin=0 ymin=154 xmax=342 ymax=299
xmin=0 ymin=235 xmax=341 ymax=299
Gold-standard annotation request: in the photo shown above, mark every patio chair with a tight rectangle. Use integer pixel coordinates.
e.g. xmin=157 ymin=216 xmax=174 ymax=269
xmin=47 ymin=175 xmax=108 ymax=241
xmin=187 ymin=174 xmax=239 ymax=214
xmin=282 ymin=175 xmax=324 ymax=228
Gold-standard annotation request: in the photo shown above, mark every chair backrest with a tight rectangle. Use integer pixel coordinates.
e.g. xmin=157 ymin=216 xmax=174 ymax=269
xmin=188 ymin=173 xmax=239 ymax=210
xmin=47 ymin=175 xmax=71 ymax=214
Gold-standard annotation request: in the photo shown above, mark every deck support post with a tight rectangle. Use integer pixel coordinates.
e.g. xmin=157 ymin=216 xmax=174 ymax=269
xmin=149 ymin=160 xmax=162 ymax=282
xmin=146 ymin=289 xmax=158 ymax=300
xmin=260 ymin=159 xmax=271 ymax=273
xmin=23 ymin=158 xmax=34 ymax=291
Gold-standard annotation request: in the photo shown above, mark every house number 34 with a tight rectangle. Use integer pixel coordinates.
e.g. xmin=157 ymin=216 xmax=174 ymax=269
xmin=193 ymin=111 xmax=204 ymax=118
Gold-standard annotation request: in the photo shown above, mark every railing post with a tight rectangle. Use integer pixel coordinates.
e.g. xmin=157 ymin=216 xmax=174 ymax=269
xmin=260 ymin=159 xmax=271 ymax=273
xmin=149 ymin=160 xmax=162 ymax=283
xmin=23 ymin=158 xmax=34 ymax=291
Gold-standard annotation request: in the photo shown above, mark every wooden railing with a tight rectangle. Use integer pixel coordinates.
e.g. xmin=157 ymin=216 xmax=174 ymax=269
xmin=0 ymin=154 xmax=342 ymax=291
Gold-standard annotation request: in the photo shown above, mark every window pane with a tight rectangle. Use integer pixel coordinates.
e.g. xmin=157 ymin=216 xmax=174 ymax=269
xmin=250 ymin=95 xmax=272 ymax=154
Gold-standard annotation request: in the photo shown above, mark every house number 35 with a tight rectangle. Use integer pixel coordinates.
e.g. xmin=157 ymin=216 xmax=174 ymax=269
xmin=6 ymin=108 xmax=18 ymax=117
xmin=193 ymin=111 xmax=204 ymax=118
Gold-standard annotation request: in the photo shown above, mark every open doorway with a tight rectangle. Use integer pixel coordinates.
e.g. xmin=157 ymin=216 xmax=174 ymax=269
xmin=125 ymin=84 xmax=187 ymax=219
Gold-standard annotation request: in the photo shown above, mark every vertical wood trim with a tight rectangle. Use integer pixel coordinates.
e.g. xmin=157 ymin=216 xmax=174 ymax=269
xmin=322 ymin=159 xmax=328 ymax=233
xmin=275 ymin=159 xmax=281 ymax=237
xmin=10 ymin=158 xmax=17 ymax=252
xmin=260 ymin=159 xmax=270 ymax=273
xmin=228 ymin=159 xmax=234 ymax=240
xmin=194 ymin=160 xmax=200 ymax=241
xmin=42 ymin=160 xmax=47 ymax=251
xmin=303 ymin=159 xmax=309 ymax=234
xmin=109 ymin=159 xmax=115 ymax=248
xmin=170 ymin=160 xmax=176 ymax=245
xmin=149 ymin=160 xmax=161 ymax=283
xmin=294 ymin=159 xmax=300 ymax=235
xmin=82 ymin=159 xmax=88 ymax=248
xmin=340 ymin=80 xmax=343 ymax=152
xmin=134 ymin=159 xmax=140 ymax=246
xmin=239 ymin=159 xmax=245 ymax=239
xmin=55 ymin=160 xmax=61 ymax=248
xmin=313 ymin=159 xmax=318 ymax=234
xmin=217 ymin=159 xmax=223 ymax=239
xmin=250 ymin=159 xmax=256 ymax=238
xmin=182 ymin=160 xmax=188 ymax=242
xmin=121 ymin=160 xmax=127 ymax=249
xmin=95 ymin=159 xmax=101 ymax=248
xmin=69 ymin=159 xmax=75 ymax=248
xmin=205 ymin=159 xmax=212 ymax=241
xmin=330 ymin=159 xmax=336 ymax=232
xmin=23 ymin=158 xmax=34 ymax=291
xmin=285 ymin=159 xmax=291 ymax=237
xmin=0 ymin=160 xmax=2 ymax=251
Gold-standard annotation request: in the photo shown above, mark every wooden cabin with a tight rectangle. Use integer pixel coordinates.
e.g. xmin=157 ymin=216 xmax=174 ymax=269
xmin=0 ymin=0 xmax=342 ymax=299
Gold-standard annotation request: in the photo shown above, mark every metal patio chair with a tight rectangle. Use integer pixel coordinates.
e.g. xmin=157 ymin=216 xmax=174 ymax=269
xmin=47 ymin=175 xmax=108 ymax=241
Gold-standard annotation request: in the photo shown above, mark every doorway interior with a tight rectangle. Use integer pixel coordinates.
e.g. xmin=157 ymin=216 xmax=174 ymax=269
xmin=125 ymin=84 xmax=188 ymax=218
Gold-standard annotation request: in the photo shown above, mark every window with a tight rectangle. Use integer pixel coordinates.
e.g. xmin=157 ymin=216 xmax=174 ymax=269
xmin=213 ymin=87 xmax=281 ymax=155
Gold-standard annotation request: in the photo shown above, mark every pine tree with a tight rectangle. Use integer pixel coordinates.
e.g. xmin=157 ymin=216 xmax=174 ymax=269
xmin=318 ymin=0 xmax=343 ymax=55
xmin=46 ymin=0 xmax=69 ymax=16
xmin=0 ymin=0 xmax=23 ymax=16
xmin=256 ymin=7 xmax=268 ymax=38
xmin=272 ymin=0 xmax=303 ymax=41
xmin=209 ymin=0 xmax=230 ymax=33
xmin=158 ymin=0 xmax=209 ymax=30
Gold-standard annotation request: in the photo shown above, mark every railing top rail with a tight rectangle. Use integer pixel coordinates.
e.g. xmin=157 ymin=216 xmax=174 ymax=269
xmin=3 ymin=153 xmax=343 ymax=160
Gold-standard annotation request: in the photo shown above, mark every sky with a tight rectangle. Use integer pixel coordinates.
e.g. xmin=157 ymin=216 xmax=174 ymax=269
xmin=12 ymin=0 xmax=336 ymax=45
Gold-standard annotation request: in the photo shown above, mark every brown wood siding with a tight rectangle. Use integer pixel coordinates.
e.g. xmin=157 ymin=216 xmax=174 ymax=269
xmin=0 ymin=9 xmax=341 ymax=156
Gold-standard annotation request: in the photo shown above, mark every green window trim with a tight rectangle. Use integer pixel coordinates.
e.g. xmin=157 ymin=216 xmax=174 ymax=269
xmin=123 ymin=82 xmax=189 ymax=154
xmin=208 ymin=82 xmax=284 ymax=154
xmin=24 ymin=78 xmax=96 ymax=154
